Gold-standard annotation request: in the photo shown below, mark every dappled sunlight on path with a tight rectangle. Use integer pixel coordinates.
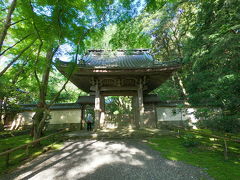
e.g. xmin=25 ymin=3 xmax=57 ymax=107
xmin=66 ymin=128 xmax=175 ymax=139
xmin=1 ymin=140 xmax=213 ymax=180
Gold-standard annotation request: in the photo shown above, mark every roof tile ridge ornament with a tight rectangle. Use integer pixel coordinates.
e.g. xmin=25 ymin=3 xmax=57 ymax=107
xmin=153 ymin=58 xmax=182 ymax=67
xmin=143 ymin=52 xmax=154 ymax=61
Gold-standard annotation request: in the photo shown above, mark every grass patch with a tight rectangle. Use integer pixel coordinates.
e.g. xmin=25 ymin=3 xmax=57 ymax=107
xmin=0 ymin=132 xmax=65 ymax=174
xmin=148 ymin=135 xmax=240 ymax=180
xmin=0 ymin=130 xmax=30 ymax=138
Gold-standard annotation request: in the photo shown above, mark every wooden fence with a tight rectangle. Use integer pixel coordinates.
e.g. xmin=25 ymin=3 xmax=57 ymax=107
xmin=0 ymin=128 xmax=68 ymax=167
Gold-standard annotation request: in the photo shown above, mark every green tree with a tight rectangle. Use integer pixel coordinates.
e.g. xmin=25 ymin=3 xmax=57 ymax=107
xmin=0 ymin=0 xmax=143 ymax=138
xmin=150 ymin=0 xmax=240 ymax=132
xmin=183 ymin=0 xmax=240 ymax=132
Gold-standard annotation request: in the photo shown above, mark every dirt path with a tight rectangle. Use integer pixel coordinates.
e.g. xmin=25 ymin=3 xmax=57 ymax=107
xmin=0 ymin=139 xmax=213 ymax=180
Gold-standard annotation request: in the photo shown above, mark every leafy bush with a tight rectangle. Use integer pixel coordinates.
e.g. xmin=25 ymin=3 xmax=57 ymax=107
xmin=182 ymin=133 xmax=199 ymax=148
xmin=195 ymin=109 xmax=240 ymax=133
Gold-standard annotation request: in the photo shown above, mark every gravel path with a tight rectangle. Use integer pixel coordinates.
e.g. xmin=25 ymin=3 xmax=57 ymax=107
xmin=0 ymin=139 xmax=213 ymax=180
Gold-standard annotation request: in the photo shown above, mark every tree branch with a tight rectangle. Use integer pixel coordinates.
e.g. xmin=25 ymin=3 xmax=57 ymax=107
xmin=11 ymin=60 xmax=28 ymax=84
xmin=39 ymin=46 xmax=59 ymax=105
xmin=1 ymin=8 xmax=8 ymax=12
xmin=48 ymin=8 xmax=110 ymax=107
xmin=0 ymin=39 xmax=36 ymax=76
xmin=34 ymin=41 xmax=43 ymax=89
xmin=0 ymin=0 xmax=17 ymax=52
xmin=49 ymin=62 xmax=77 ymax=107
xmin=28 ymin=2 xmax=44 ymax=90
xmin=0 ymin=34 xmax=31 ymax=56
xmin=10 ymin=18 xmax=26 ymax=26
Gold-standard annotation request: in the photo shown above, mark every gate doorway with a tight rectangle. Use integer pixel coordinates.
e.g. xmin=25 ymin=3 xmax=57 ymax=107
xmin=103 ymin=96 xmax=133 ymax=129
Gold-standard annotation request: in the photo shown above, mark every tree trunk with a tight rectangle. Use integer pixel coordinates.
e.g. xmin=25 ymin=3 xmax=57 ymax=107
xmin=0 ymin=0 xmax=17 ymax=53
xmin=32 ymin=107 xmax=45 ymax=140
xmin=0 ymin=99 xmax=3 ymax=129
xmin=32 ymin=47 xmax=58 ymax=140
xmin=174 ymin=72 xmax=188 ymax=98
xmin=0 ymin=99 xmax=4 ymax=131
xmin=0 ymin=97 xmax=8 ymax=130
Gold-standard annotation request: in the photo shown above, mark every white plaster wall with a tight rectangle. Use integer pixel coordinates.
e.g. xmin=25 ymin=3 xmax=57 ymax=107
xmin=13 ymin=109 xmax=81 ymax=125
xmin=156 ymin=107 xmax=198 ymax=122
xmin=49 ymin=109 xmax=81 ymax=124
xmin=12 ymin=111 xmax=35 ymax=127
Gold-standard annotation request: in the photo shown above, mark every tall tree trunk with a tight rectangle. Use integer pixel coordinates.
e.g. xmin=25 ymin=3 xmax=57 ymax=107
xmin=174 ymin=72 xmax=189 ymax=105
xmin=32 ymin=47 xmax=58 ymax=140
xmin=0 ymin=0 xmax=17 ymax=53
xmin=0 ymin=99 xmax=4 ymax=131
xmin=32 ymin=107 xmax=46 ymax=140
xmin=0 ymin=97 xmax=8 ymax=130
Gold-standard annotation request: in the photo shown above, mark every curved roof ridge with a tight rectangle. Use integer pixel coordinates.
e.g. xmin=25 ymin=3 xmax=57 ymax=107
xmin=80 ymin=49 xmax=156 ymax=69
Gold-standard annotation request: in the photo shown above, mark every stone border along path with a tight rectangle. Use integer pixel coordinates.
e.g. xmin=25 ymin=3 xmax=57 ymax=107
xmin=0 ymin=139 xmax=213 ymax=180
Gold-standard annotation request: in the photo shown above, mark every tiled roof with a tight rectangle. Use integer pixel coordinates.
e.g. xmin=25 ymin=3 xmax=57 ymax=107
xmin=77 ymin=49 xmax=179 ymax=69
xmin=82 ymin=54 xmax=154 ymax=68
xmin=20 ymin=103 xmax=81 ymax=111
xmin=56 ymin=49 xmax=181 ymax=93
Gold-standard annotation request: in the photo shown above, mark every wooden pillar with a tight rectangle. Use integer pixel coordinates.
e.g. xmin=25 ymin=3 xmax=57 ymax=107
xmin=154 ymin=103 xmax=158 ymax=128
xmin=80 ymin=105 xmax=85 ymax=130
xmin=94 ymin=82 xmax=101 ymax=130
xmin=132 ymin=95 xmax=140 ymax=129
xmin=138 ymin=79 xmax=144 ymax=128
xmin=100 ymin=96 xmax=105 ymax=128
xmin=131 ymin=96 xmax=135 ymax=128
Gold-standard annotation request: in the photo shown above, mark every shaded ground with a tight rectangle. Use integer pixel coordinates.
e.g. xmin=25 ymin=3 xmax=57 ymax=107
xmin=66 ymin=128 xmax=176 ymax=139
xmin=1 ymin=139 xmax=213 ymax=180
xmin=0 ymin=130 xmax=30 ymax=139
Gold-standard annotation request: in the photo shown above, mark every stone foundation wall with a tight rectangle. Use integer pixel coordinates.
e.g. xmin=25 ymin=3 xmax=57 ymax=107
xmin=157 ymin=120 xmax=190 ymax=129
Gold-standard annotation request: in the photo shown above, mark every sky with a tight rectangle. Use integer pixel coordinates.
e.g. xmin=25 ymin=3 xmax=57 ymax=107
xmin=0 ymin=56 xmax=8 ymax=71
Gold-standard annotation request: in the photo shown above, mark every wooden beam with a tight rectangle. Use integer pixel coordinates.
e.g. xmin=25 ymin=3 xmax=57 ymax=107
xmin=100 ymin=91 xmax=138 ymax=96
xmin=90 ymin=86 xmax=148 ymax=91
xmin=58 ymin=66 xmax=179 ymax=94
xmin=101 ymin=86 xmax=138 ymax=91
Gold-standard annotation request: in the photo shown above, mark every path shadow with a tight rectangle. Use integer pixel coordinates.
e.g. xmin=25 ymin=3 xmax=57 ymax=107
xmin=1 ymin=139 xmax=213 ymax=180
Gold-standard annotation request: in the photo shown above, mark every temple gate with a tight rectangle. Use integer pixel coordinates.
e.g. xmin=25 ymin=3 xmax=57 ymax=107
xmin=57 ymin=49 xmax=180 ymax=129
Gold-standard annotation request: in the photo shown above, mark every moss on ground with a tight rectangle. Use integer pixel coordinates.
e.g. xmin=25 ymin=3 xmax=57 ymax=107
xmin=148 ymin=135 xmax=240 ymax=180
xmin=0 ymin=132 xmax=64 ymax=174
